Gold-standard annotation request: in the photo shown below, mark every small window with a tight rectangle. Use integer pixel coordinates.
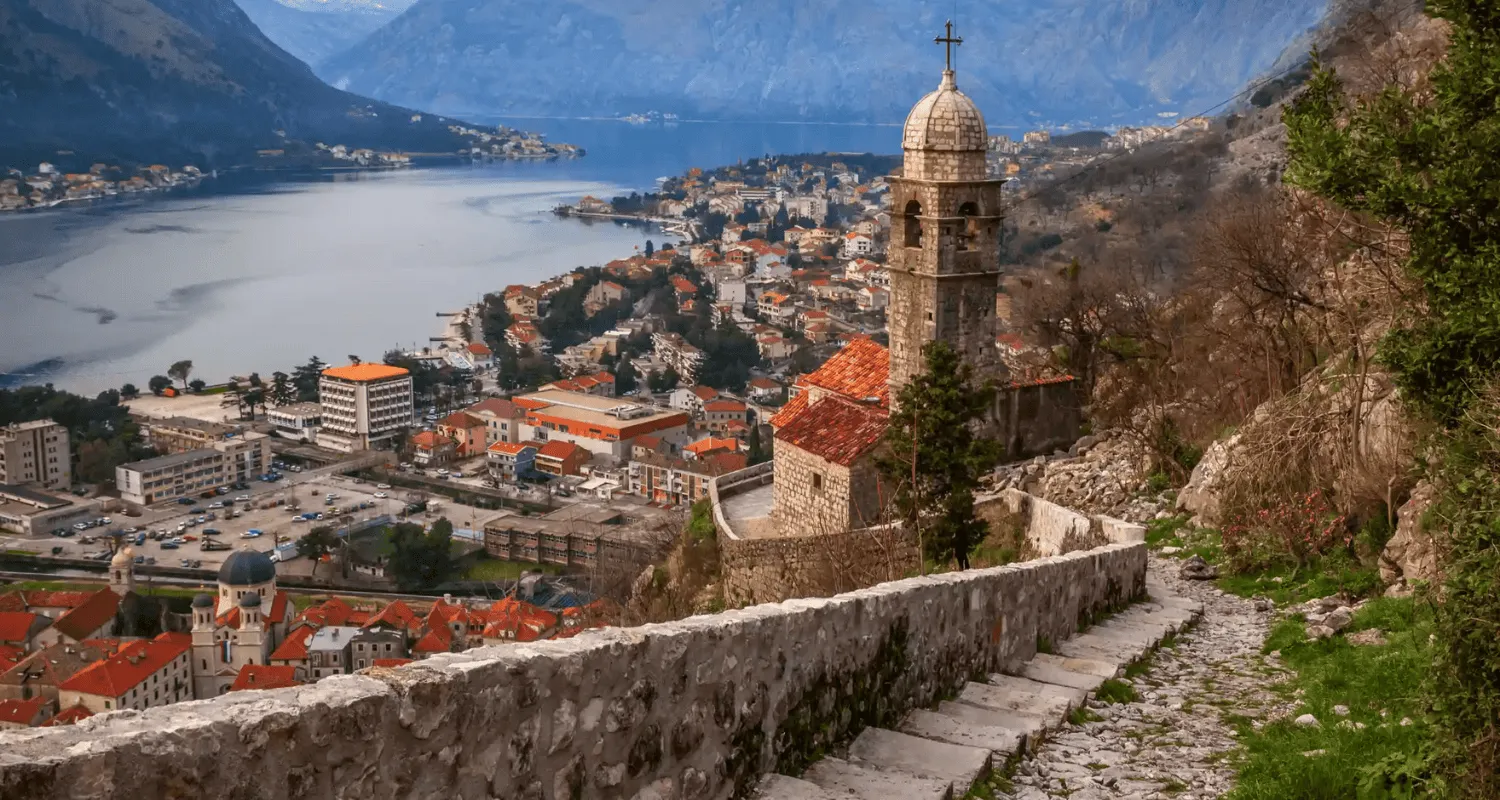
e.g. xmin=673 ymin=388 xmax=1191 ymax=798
xmin=812 ymin=473 xmax=824 ymax=491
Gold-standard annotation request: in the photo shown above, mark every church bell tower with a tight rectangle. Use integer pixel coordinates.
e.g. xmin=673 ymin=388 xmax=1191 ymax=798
xmin=886 ymin=22 xmax=1005 ymax=401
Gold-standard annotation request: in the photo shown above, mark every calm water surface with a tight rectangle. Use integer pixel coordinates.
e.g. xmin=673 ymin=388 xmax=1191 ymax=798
xmin=0 ymin=120 xmax=899 ymax=394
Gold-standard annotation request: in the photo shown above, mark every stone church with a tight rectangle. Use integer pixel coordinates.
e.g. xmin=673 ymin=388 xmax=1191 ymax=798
xmin=766 ymin=37 xmax=1080 ymax=538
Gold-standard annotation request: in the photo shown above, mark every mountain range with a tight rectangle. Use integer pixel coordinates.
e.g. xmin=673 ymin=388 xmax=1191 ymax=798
xmin=307 ymin=0 xmax=1329 ymax=127
xmin=0 ymin=0 xmax=472 ymax=169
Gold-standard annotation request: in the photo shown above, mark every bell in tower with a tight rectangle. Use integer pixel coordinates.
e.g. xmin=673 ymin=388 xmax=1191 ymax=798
xmin=886 ymin=21 xmax=1006 ymax=401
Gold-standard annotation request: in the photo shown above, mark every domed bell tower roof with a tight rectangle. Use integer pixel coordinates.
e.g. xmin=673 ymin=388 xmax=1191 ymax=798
xmin=903 ymin=70 xmax=988 ymax=153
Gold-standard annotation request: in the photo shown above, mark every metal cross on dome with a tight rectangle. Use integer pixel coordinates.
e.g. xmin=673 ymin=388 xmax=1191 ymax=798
xmin=935 ymin=20 xmax=963 ymax=71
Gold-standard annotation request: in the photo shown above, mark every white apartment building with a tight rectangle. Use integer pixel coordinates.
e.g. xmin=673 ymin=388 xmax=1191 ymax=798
xmin=317 ymin=364 xmax=414 ymax=453
xmin=0 ymin=420 xmax=71 ymax=490
xmin=115 ymin=433 xmax=272 ymax=506
xmin=266 ymin=403 xmax=322 ymax=443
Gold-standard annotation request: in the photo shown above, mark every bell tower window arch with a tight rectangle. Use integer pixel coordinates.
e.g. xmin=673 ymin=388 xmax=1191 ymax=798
xmin=903 ymin=200 xmax=923 ymax=249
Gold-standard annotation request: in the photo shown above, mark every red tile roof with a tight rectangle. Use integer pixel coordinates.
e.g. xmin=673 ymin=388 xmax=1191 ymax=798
xmin=802 ymin=338 xmax=890 ymax=406
xmin=269 ymin=626 xmax=315 ymax=662
xmin=691 ymin=385 xmax=718 ymax=401
xmin=439 ymin=411 xmax=482 ymax=429
xmin=58 ymin=635 xmax=191 ymax=698
xmin=703 ymin=399 xmax=746 ymax=413
xmin=488 ymin=441 xmax=535 ymax=456
xmin=685 ymin=437 xmax=739 ymax=456
xmin=322 ymin=364 xmax=410 ymax=382
xmin=50 ymin=589 xmax=121 ymax=642
xmin=466 ymin=342 xmax=493 ymax=356
xmin=231 ymin=665 xmax=302 ymax=692
xmin=373 ymin=658 xmax=413 ymax=668
xmin=0 ymin=644 xmax=24 ymax=668
xmin=774 ymin=395 xmax=889 ymax=467
xmin=767 ymin=390 xmax=811 ymax=429
xmin=537 ymin=440 xmax=582 ymax=461
xmin=671 ymin=276 xmax=698 ymax=294
xmin=469 ymin=397 xmax=524 ymax=419
xmin=413 ymin=625 xmax=452 ymax=654
xmin=0 ymin=697 xmax=46 ymax=727
xmin=264 ymin=592 xmax=291 ymax=626
xmin=0 ymin=612 xmax=42 ymax=644
xmin=41 ymin=704 xmax=92 ymax=727
xmin=633 ymin=434 xmax=662 ymax=451
xmin=0 ymin=590 xmax=96 ymax=612
xmin=365 ymin=600 xmax=418 ymax=632
xmin=411 ymin=431 xmax=449 ymax=451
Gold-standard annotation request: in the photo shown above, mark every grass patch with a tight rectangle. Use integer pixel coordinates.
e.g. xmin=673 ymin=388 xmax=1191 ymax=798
xmin=464 ymin=558 xmax=558 ymax=582
xmin=1146 ymin=516 xmax=1191 ymax=548
xmin=963 ymin=753 xmax=1019 ymax=799
xmin=1037 ymin=635 xmax=1053 ymax=654
xmin=1069 ymin=706 xmax=1104 ymax=726
xmin=1123 ymin=655 xmax=1155 ymax=680
xmin=1216 ymin=553 xmax=1382 ymax=605
xmin=1095 ymin=679 xmax=1139 ymax=705
xmin=1226 ymin=597 xmax=1435 ymax=800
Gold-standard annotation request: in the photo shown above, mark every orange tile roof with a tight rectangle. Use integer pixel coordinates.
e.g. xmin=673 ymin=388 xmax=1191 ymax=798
xmin=703 ymin=399 xmax=745 ymax=413
xmin=767 ymin=390 xmax=811 ymax=429
xmin=41 ymin=704 xmax=92 ymax=727
xmin=411 ymin=431 xmax=448 ymax=451
xmin=691 ymin=385 xmax=718 ymax=401
xmin=671 ymin=276 xmax=698 ymax=293
xmin=264 ymin=592 xmax=290 ymax=626
xmin=685 ymin=437 xmax=739 ymax=456
xmin=803 ymin=338 xmax=890 ymax=406
xmin=466 ymin=342 xmax=492 ymax=356
xmin=0 ymin=697 xmax=46 ymax=727
xmin=774 ymin=395 xmax=889 ymax=467
xmin=365 ymin=600 xmax=418 ymax=632
xmin=0 ymin=612 xmax=42 ymax=643
xmin=469 ymin=398 xmax=524 ymax=419
xmin=487 ymin=441 xmax=535 ymax=456
xmin=537 ymin=440 xmax=583 ymax=461
xmin=373 ymin=658 xmax=413 ymax=668
xmin=0 ymin=644 xmax=24 ymax=668
xmin=413 ymin=625 xmax=452 ymax=654
xmin=439 ymin=411 xmax=482 ymax=429
xmin=0 ymin=590 xmax=95 ymax=612
xmin=270 ymin=626 xmax=315 ymax=662
xmin=50 ymin=590 xmax=120 ymax=642
xmin=633 ymin=434 xmax=662 ymax=450
xmin=59 ymin=635 xmax=191 ymax=698
xmin=321 ymin=363 xmax=410 ymax=382
xmin=231 ymin=665 xmax=302 ymax=692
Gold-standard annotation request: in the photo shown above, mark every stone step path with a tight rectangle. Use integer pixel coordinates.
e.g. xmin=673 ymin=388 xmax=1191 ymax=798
xmin=752 ymin=582 xmax=1204 ymax=800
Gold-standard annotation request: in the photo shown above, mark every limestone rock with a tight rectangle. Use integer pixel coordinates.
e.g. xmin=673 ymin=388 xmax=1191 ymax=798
xmin=1306 ymin=625 xmax=1336 ymax=640
xmin=1176 ymin=434 xmax=1239 ymax=527
xmin=1179 ymin=555 xmax=1218 ymax=581
xmin=1381 ymin=480 xmax=1441 ymax=586
xmin=1294 ymin=714 xmax=1320 ymax=727
xmin=1324 ymin=607 xmax=1354 ymax=632
xmin=1347 ymin=629 xmax=1388 ymax=647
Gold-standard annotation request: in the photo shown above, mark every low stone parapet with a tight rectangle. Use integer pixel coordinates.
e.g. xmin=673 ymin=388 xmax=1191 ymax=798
xmin=0 ymin=542 xmax=1147 ymax=800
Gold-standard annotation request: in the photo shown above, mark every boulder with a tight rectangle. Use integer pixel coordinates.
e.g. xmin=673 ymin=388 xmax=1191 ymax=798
xmin=1324 ymin=606 xmax=1354 ymax=632
xmin=1380 ymin=480 xmax=1442 ymax=586
xmin=1179 ymin=555 xmax=1218 ymax=581
xmin=1176 ymin=434 xmax=1240 ymax=527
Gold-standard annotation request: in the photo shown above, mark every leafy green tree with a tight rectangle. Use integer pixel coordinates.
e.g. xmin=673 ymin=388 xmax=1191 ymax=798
xmin=148 ymin=375 xmax=171 ymax=395
xmin=387 ymin=520 xmax=458 ymax=590
xmin=188 ymin=379 xmax=206 ymax=393
xmin=297 ymin=525 xmax=339 ymax=577
xmin=614 ymin=359 xmax=638 ymax=395
xmin=648 ymin=367 xmax=680 ymax=392
xmin=292 ymin=357 xmax=327 ymax=402
xmin=1283 ymin=6 xmax=1500 ymax=791
xmin=167 ymin=360 xmax=193 ymax=390
xmin=269 ymin=372 xmax=295 ymax=406
xmin=878 ymin=341 xmax=1003 ymax=569
xmin=644 ymin=239 xmax=655 ymax=257
xmin=120 ymin=383 xmax=139 ymax=400
xmin=748 ymin=423 xmax=771 ymax=465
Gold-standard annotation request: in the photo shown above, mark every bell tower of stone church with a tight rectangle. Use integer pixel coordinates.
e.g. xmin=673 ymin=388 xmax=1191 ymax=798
xmin=886 ymin=23 xmax=1005 ymax=401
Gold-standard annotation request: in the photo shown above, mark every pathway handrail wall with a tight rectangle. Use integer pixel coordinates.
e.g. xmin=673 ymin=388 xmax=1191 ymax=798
xmin=0 ymin=542 xmax=1147 ymax=800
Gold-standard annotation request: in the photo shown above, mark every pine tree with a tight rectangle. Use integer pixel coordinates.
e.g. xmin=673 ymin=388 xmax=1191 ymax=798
xmin=878 ymin=341 xmax=1002 ymax=569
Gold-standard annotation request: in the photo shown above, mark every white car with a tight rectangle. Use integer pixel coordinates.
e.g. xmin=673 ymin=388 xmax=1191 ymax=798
xmin=235 ymin=495 xmax=251 ymax=502
xmin=376 ymin=484 xmax=391 ymax=490
xmin=373 ymin=492 xmax=388 ymax=499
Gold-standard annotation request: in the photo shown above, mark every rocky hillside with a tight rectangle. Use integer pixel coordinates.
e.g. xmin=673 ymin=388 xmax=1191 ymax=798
xmin=0 ymin=0 xmax=476 ymax=169
xmin=319 ymin=0 xmax=1327 ymax=124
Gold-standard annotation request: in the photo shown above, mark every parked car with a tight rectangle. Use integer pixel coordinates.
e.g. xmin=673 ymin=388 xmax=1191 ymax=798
xmin=202 ymin=528 xmax=220 ymax=536
xmin=376 ymin=483 xmax=391 ymax=490
xmin=208 ymin=502 xmax=224 ymax=509
xmin=235 ymin=495 xmax=251 ymax=503
xmin=72 ymin=522 xmax=89 ymax=531
xmin=177 ymin=497 xmax=196 ymax=505
xmin=171 ymin=537 xmax=186 ymax=545
xmin=161 ymin=542 xmax=179 ymax=550
xmin=373 ymin=492 xmax=388 ymax=499
xmin=51 ymin=546 xmax=63 ymax=555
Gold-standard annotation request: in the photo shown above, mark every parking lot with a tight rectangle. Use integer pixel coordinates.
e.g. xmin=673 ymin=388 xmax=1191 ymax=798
xmin=4 ymin=464 xmax=498 ymax=576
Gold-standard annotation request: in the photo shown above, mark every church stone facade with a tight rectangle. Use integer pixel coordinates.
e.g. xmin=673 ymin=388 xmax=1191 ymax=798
xmin=885 ymin=68 xmax=1006 ymax=397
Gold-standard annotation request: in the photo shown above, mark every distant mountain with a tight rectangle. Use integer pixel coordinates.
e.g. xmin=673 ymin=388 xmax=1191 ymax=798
xmin=0 ymin=0 xmax=480 ymax=169
xmin=320 ymin=0 xmax=1329 ymax=128
xmin=233 ymin=0 xmax=402 ymax=68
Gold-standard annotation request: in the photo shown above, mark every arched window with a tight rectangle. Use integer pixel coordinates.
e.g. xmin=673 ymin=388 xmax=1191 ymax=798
xmin=956 ymin=202 xmax=979 ymax=251
xmin=903 ymin=200 xmax=923 ymax=248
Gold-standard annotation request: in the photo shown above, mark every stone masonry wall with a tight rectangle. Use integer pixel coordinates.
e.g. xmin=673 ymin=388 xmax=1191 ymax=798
xmin=0 ymin=543 xmax=1147 ymax=800
xmin=977 ymin=488 xmax=1147 ymax=557
xmin=720 ymin=525 xmax=921 ymax=607
xmin=770 ymin=443 xmax=858 ymax=537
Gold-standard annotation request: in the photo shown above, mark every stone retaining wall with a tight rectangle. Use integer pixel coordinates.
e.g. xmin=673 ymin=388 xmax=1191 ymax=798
xmin=978 ymin=488 xmax=1146 ymax=557
xmin=0 ymin=543 xmax=1147 ymax=800
xmin=720 ymin=524 xmax=920 ymax=607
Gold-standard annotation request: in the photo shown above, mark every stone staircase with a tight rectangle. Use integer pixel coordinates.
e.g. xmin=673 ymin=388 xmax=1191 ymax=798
xmin=752 ymin=579 xmax=1203 ymax=800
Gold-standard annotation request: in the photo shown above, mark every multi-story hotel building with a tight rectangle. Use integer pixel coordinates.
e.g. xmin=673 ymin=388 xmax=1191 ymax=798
xmin=0 ymin=420 xmax=71 ymax=491
xmin=511 ymin=390 xmax=689 ymax=464
xmin=114 ymin=433 xmax=272 ymax=506
xmin=317 ymin=364 xmax=414 ymax=453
